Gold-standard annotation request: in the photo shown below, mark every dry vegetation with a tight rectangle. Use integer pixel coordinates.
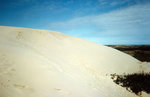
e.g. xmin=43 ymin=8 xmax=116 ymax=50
xmin=108 ymin=45 xmax=150 ymax=62
xmin=111 ymin=72 xmax=150 ymax=95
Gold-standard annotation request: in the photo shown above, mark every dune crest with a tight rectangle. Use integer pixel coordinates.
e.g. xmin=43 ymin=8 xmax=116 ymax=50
xmin=0 ymin=26 xmax=149 ymax=97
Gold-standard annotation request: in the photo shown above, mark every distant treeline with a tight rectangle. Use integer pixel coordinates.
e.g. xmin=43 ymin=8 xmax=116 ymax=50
xmin=107 ymin=45 xmax=150 ymax=62
xmin=107 ymin=45 xmax=150 ymax=51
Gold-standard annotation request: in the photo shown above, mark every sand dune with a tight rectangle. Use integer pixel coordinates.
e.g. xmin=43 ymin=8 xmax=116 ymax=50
xmin=0 ymin=26 xmax=149 ymax=97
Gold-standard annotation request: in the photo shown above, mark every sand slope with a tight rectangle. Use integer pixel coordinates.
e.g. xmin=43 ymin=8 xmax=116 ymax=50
xmin=0 ymin=26 xmax=149 ymax=97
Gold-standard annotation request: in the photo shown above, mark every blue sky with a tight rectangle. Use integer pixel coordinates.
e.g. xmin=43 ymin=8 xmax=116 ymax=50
xmin=0 ymin=0 xmax=150 ymax=45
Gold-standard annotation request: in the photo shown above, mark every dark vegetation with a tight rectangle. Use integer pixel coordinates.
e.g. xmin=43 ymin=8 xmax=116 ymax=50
xmin=110 ymin=72 xmax=150 ymax=96
xmin=107 ymin=45 xmax=150 ymax=62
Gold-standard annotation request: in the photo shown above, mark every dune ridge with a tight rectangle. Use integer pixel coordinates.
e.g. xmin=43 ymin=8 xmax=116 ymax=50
xmin=0 ymin=26 xmax=149 ymax=97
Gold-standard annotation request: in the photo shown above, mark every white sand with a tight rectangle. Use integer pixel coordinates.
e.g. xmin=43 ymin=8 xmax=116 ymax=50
xmin=0 ymin=26 xmax=149 ymax=97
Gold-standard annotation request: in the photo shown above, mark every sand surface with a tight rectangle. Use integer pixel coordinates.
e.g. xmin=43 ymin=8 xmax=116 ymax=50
xmin=0 ymin=26 xmax=149 ymax=97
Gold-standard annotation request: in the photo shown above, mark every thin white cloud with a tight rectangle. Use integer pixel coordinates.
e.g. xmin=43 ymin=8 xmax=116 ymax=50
xmin=48 ymin=3 xmax=150 ymax=35
xmin=98 ymin=0 xmax=108 ymax=5
xmin=46 ymin=3 xmax=150 ymax=44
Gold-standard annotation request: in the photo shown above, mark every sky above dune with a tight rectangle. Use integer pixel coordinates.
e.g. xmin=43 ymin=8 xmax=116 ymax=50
xmin=0 ymin=0 xmax=150 ymax=45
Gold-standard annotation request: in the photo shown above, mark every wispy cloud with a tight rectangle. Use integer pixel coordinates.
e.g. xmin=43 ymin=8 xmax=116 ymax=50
xmin=98 ymin=0 xmax=108 ymax=5
xmin=1 ymin=0 xmax=150 ymax=44
xmin=46 ymin=3 xmax=150 ymax=44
